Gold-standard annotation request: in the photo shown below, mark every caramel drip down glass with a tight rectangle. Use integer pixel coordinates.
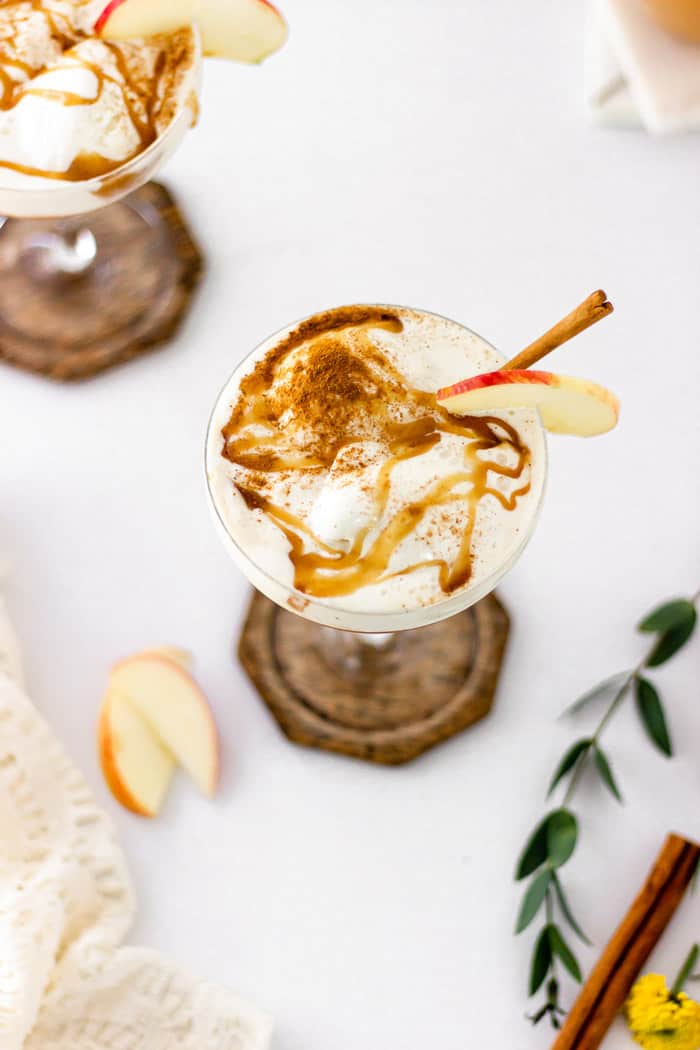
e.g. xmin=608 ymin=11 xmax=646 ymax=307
xmin=205 ymin=307 xmax=549 ymax=755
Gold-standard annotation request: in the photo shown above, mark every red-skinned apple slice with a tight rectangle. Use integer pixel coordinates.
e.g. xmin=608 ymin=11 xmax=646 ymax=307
xmin=94 ymin=0 xmax=287 ymax=63
xmin=437 ymin=370 xmax=619 ymax=436
xmin=98 ymin=691 xmax=175 ymax=817
xmin=109 ymin=653 xmax=220 ymax=797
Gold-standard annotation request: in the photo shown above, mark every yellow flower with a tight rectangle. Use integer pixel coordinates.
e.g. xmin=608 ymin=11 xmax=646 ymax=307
xmin=626 ymin=973 xmax=700 ymax=1050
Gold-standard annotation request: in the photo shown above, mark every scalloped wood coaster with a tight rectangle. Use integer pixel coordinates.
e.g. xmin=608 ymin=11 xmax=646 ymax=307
xmin=0 ymin=181 xmax=203 ymax=380
xmin=238 ymin=590 xmax=510 ymax=765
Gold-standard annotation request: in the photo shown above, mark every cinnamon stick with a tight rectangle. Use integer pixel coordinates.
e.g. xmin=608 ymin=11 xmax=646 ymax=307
xmin=551 ymin=833 xmax=700 ymax=1050
xmin=505 ymin=290 xmax=613 ymax=371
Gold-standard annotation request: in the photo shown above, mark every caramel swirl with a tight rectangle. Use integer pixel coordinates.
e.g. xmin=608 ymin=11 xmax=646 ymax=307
xmin=221 ymin=307 xmax=533 ymax=601
xmin=0 ymin=0 xmax=195 ymax=181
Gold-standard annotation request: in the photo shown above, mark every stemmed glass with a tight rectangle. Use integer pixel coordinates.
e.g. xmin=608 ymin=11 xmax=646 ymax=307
xmin=0 ymin=98 xmax=200 ymax=379
xmin=205 ymin=305 xmax=548 ymax=763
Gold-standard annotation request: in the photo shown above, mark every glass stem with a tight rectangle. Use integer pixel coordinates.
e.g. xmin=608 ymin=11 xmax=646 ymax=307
xmin=2 ymin=216 xmax=98 ymax=279
xmin=319 ymin=627 xmax=397 ymax=676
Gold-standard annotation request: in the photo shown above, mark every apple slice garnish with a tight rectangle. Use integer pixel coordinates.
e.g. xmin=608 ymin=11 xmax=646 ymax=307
xmin=108 ymin=651 xmax=219 ymax=797
xmin=94 ymin=0 xmax=287 ymax=63
xmin=437 ymin=370 xmax=619 ymax=436
xmin=98 ymin=691 xmax=176 ymax=817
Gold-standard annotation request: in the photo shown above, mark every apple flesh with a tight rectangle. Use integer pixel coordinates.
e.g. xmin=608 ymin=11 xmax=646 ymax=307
xmin=437 ymin=370 xmax=619 ymax=437
xmin=94 ymin=0 xmax=287 ymax=63
xmin=140 ymin=645 xmax=192 ymax=669
xmin=98 ymin=691 xmax=175 ymax=817
xmin=109 ymin=652 xmax=219 ymax=797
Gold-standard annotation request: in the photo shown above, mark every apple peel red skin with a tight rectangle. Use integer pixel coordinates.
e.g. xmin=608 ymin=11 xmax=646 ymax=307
xmin=98 ymin=698 xmax=153 ymax=817
xmin=94 ymin=0 xmax=120 ymax=33
xmin=437 ymin=369 xmax=557 ymax=402
xmin=93 ymin=0 xmax=286 ymax=41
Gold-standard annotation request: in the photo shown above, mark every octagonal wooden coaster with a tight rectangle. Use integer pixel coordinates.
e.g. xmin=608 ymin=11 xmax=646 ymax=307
xmin=238 ymin=590 xmax=510 ymax=765
xmin=0 ymin=181 xmax=203 ymax=380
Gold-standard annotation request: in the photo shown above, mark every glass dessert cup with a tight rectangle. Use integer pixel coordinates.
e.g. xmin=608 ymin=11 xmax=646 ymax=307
xmin=205 ymin=307 xmax=548 ymax=764
xmin=0 ymin=107 xmax=201 ymax=379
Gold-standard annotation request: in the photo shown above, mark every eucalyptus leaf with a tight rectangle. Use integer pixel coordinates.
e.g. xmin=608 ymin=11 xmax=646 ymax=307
xmin=639 ymin=599 xmax=696 ymax=634
xmin=549 ymin=924 xmax=582 ymax=982
xmin=551 ymin=871 xmax=591 ymax=945
xmin=636 ymin=677 xmax=673 ymax=756
xmin=593 ymin=744 xmax=623 ymax=802
xmin=546 ymin=977 xmax=559 ymax=1003
xmin=548 ymin=739 xmax=591 ymax=797
xmin=563 ymin=671 xmax=632 ymax=716
xmin=516 ymin=868 xmax=552 ymax=934
xmin=516 ymin=816 xmax=549 ymax=881
xmin=529 ymin=926 xmax=553 ymax=997
xmin=646 ymin=611 xmax=697 ymax=668
xmin=546 ymin=809 xmax=578 ymax=869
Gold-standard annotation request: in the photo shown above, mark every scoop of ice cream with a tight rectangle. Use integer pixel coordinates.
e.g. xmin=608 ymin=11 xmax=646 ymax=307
xmin=0 ymin=0 xmax=199 ymax=186
xmin=308 ymin=443 xmax=384 ymax=551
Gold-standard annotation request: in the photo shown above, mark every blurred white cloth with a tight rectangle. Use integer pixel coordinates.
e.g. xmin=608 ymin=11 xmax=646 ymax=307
xmin=586 ymin=0 xmax=700 ymax=131
xmin=0 ymin=594 xmax=272 ymax=1050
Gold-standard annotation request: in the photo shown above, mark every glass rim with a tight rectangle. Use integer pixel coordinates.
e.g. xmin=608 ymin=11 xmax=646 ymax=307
xmin=204 ymin=302 xmax=549 ymax=629
xmin=0 ymin=106 xmax=193 ymax=204
xmin=0 ymin=20 xmax=203 ymax=215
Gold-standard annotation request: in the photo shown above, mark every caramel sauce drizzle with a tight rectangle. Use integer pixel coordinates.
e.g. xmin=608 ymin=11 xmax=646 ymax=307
xmin=0 ymin=0 xmax=188 ymax=180
xmin=221 ymin=307 xmax=533 ymax=602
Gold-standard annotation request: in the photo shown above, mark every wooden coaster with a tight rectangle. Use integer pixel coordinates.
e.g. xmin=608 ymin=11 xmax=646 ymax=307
xmin=0 ymin=181 xmax=203 ymax=380
xmin=239 ymin=591 xmax=510 ymax=765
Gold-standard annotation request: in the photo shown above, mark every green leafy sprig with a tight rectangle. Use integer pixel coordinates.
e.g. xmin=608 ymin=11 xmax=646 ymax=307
xmin=515 ymin=592 xmax=699 ymax=1028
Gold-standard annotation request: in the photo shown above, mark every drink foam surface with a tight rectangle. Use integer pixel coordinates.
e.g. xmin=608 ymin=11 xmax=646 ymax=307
xmin=207 ymin=306 xmax=547 ymax=621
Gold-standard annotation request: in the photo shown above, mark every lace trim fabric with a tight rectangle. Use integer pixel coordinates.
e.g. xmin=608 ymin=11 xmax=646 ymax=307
xmin=0 ymin=597 xmax=272 ymax=1050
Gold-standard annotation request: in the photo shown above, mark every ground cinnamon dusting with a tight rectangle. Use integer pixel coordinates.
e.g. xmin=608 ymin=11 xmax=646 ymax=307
xmin=219 ymin=305 xmax=533 ymax=601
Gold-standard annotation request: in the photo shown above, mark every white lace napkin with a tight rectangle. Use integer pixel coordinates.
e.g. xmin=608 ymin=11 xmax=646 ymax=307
xmin=585 ymin=0 xmax=700 ymax=132
xmin=0 ymin=595 xmax=273 ymax=1050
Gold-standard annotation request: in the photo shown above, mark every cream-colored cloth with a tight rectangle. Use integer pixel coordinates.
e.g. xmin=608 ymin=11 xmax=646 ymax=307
xmin=586 ymin=0 xmax=700 ymax=132
xmin=0 ymin=595 xmax=272 ymax=1050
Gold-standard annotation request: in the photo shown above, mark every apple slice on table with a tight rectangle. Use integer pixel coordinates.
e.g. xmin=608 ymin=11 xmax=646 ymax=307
xmin=140 ymin=645 xmax=193 ymax=670
xmin=98 ymin=691 xmax=175 ymax=817
xmin=437 ymin=370 xmax=619 ymax=436
xmin=109 ymin=651 xmax=220 ymax=797
xmin=94 ymin=0 xmax=287 ymax=63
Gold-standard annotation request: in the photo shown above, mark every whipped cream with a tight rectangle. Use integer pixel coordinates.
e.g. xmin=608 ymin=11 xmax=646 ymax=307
xmin=0 ymin=0 xmax=199 ymax=191
xmin=206 ymin=306 xmax=547 ymax=628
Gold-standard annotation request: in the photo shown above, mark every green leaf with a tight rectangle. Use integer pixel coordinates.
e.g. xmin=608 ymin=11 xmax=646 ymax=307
xmin=548 ymin=739 xmax=591 ymax=797
xmin=593 ymin=743 xmax=623 ymax=802
xmin=563 ymin=671 xmax=632 ymax=716
xmin=516 ymin=816 xmax=549 ymax=881
xmin=639 ymin=599 xmax=696 ymax=634
xmin=551 ymin=871 xmax=591 ymax=945
xmin=646 ymin=611 xmax=697 ymax=668
xmin=546 ymin=977 xmax=559 ymax=1004
xmin=636 ymin=677 xmax=673 ymax=756
xmin=516 ymin=868 xmax=552 ymax=934
xmin=546 ymin=809 xmax=578 ymax=869
xmin=549 ymin=924 xmax=583 ymax=982
xmin=529 ymin=926 xmax=553 ymax=996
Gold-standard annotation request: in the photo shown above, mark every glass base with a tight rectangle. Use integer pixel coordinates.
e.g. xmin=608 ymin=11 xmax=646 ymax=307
xmin=0 ymin=181 xmax=202 ymax=380
xmin=238 ymin=590 xmax=511 ymax=765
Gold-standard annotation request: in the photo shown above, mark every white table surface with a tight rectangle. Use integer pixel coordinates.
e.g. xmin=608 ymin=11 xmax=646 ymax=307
xmin=3 ymin=2 xmax=700 ymax=1048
